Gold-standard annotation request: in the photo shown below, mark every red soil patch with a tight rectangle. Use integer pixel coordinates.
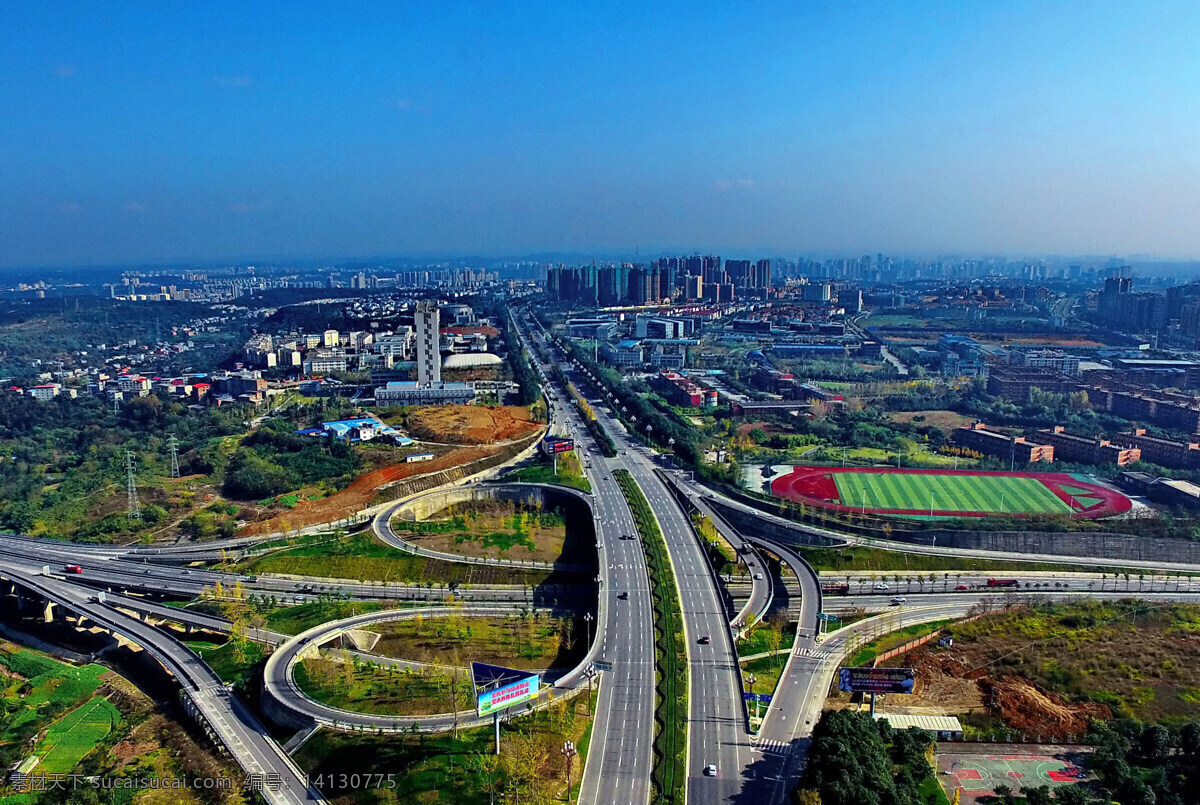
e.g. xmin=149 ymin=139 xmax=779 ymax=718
xmin=405 ymin=405 xmax=541 ymax=445
xmin=238 ymin=445 xmax=498 ymax=535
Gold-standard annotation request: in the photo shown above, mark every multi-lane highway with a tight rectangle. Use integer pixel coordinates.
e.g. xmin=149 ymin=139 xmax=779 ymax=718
xmin=0 ymin=563 xmax=323 ymax=805
xmin=517 ymin=315 xmax=656 ymax=805
xmin=524 ymin=313 xmax=750 ymax=805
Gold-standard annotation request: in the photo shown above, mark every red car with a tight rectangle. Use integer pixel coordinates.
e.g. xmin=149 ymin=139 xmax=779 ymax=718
xmin=955 ymin=584 xmax=969 ymax=591
xmin=63 ymin=565 xmax=83 ymax=574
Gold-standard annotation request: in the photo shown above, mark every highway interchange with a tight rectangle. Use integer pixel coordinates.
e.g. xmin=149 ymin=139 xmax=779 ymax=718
xmin=1 ymin=311 xmax=1200 ymax=803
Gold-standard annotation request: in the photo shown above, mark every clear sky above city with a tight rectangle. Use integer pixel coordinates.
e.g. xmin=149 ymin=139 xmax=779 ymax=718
xmin=3 ymin=1 xmax=1200 ymax=267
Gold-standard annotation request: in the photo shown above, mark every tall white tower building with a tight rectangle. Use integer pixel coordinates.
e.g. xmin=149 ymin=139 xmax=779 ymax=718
xmin=415 ymin=299 xmax=441 ymax=386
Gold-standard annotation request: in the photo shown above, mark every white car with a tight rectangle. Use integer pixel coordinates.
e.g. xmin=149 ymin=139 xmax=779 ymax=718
xmin=754 ymin=572 xmax=764 ymax=580
xmin=873 ymin=583 xmax=890 ymax=591
xmin=704 ymin=764 xmax=717 ymax=777
xmin=890 ymin=597 xmax=907 ymax=606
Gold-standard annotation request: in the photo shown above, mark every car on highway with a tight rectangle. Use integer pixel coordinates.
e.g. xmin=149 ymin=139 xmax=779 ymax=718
xmin=955 ymin=584 xmax=969 ymax=590
xmin=754 ymin=572 xmax=764 ymax=580
xmin=63 ymin=565 xmax=83 ymax=574
xmin=873 ymin=583 xmax=890 ymax=591
xmin=618 ymin=592 xmax=629 ymax=600
xmin=698 ymin=635 xmax=710 ymax=644
xmin=890 ymin=597 xmax=907 ymax=606
xmin=704 ymin=764 xmax=717 ymax=777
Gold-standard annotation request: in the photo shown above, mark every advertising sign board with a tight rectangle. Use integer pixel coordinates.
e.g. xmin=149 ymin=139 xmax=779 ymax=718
xmin=476 ymin=673 xmax=540 ymax=716
xmin=837 ymin=667 xmax=915 ymax=695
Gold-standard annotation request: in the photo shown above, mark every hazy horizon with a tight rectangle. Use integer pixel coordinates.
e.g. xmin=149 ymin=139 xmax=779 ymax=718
xmin=5 ymin=2 xmax=1200 ymax=268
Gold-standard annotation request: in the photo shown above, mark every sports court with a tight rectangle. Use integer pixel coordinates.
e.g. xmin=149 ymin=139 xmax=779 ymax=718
xmin=939 ymin=750 xmax=1088 ymax=803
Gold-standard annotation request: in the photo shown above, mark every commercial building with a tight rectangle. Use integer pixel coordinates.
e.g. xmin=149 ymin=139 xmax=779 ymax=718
xmin=415 ymin=299 xmax=441 ymax=386
xmin=601 ymin=339 xmax=645 ymax=367
xmin=1037 ymin=427 xmax=1141 ymax=466
xmin=953 ymin=424 xmax=1055 ymax=464
xmin=375 ymin=381 xmax=474 ymax=405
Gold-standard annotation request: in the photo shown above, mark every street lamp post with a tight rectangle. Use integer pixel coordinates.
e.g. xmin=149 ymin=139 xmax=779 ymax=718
xmin=747 ymin=672 xmax=759 ymax=721
xmin=561 ymin=740 xmax=578 ymax=802
xmin=584 ymin=612 xmax=594 ymax=648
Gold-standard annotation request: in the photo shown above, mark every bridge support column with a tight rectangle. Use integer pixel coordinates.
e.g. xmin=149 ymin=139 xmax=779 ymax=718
xmin=42 ymin=601 xmax=55 ymax=623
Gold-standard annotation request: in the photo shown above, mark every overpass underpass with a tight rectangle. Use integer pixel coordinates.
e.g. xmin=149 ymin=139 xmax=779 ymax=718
xmin=0 ymin=566 xmax=325 ymax=805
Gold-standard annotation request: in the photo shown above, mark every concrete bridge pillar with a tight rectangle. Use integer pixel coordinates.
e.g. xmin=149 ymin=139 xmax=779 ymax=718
xmin=42 ymin=601 xmax=55 ymax=623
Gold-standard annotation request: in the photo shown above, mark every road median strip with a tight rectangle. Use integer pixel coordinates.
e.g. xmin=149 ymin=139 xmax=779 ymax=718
xmin=614 ymin=469 xmax=687 ymax=804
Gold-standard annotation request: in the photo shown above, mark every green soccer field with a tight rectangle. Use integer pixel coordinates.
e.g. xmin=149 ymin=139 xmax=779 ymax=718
xmin=833 ymin=472 xmax=1073 ymax=515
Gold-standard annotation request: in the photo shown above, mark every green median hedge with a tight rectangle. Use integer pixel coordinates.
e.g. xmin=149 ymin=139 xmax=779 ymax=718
xmin=614 ymin=469 xmax=687 ymax=803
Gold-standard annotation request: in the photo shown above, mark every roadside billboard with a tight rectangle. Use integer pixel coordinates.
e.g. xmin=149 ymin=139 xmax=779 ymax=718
xmin=541 ymin=437 xmax=575 ymax=455
xmin=838 ymin=667 xmax=915 ymax=695
xmin=476 ymin=673 xmax=540 ymax=716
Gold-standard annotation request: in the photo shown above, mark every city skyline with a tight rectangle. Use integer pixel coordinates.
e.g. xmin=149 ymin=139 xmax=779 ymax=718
xmin=5 ymin=2 xmax=1200 ymax=267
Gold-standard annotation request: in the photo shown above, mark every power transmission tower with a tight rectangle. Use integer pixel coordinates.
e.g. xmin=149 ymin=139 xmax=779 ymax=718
xmin=112 ymin=396 xmax=120 ymax=415
xmin=167 ymin=435 xmax=180 ymax=479
xmin=125 ymin=451 xmax=141 ymax=521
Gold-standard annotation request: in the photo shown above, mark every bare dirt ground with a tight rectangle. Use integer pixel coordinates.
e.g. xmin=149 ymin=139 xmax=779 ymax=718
xmin=887 ymin=410 xmax=976 ymax=430
xmin=239 ymin=445 xmax=498 ymax=535
xmin=896 ymin=650 xmax=1109 ymax=737
xmin=404 ymin=405 xmax=541 ymax=445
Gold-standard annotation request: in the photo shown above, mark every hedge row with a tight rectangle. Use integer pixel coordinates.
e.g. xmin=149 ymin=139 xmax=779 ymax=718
xmin=614 ymin=469 xmax=688 ymax=803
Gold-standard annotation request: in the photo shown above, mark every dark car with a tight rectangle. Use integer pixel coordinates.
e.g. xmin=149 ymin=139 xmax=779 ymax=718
xmin=698 ymin=635 xmax=710 ymax=644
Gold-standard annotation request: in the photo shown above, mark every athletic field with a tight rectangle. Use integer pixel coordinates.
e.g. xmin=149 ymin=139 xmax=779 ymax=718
xmin=770 ymin=466 xmax=1133 ymax=519
xmin=834 ymin=471 xmax=1069 ymax=515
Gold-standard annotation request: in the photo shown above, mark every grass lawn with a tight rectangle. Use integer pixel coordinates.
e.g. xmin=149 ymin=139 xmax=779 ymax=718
xmin=736 ymin=621 xmax=796 ymax=657
xmin=917 ymin=775 xmax=952 ymax=805
xmin=371 ymin=613 xmax=586 ymax=672
xmin=186 ymin=639 xmax=266 ymax=685
xmin=742 ymin=654 xmax=788 ymax=703
xmin=264 ymin=600 xmax=386 ymax=635
xmin=834 ymin=471 xmax=1070 ymax=515
xmin=395 ymin=502 xmax=580 ymax=565
xmin=294 ymin=689 xmax=598 ymax=805
xmin=501 ymin=462 xmax=592 ymax=493
xmin=237 ymin=530 xmax=563 ymax=587
xmin=845 ymin=620 xmax=954 ymax=668
xmin=295 ymin=658 xmax=473 ymax=717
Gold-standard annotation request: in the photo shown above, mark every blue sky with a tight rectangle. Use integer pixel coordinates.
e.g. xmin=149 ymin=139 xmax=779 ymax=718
xmin=3 ymin=1 xmax=1200 ymax=266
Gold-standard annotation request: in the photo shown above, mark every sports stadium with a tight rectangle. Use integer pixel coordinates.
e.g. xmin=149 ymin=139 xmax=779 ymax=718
xmin=769 ymin=466 xmax=1133 ymax=519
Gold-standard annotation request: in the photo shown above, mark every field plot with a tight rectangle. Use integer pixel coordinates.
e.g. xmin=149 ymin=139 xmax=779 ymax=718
xmin=771 ymin=466 xmax=1132 ymax=519
xmin=36 ymin=698 xmax=121 ymax=773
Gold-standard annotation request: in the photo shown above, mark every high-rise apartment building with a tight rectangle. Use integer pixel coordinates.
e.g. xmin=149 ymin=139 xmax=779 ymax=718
xmin=415 ymin=300 xmax=441 ymax=386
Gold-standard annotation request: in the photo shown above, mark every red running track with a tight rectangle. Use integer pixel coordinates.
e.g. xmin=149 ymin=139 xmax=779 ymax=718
xmin=769 ymin=466 xmax=1133 ymax=519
